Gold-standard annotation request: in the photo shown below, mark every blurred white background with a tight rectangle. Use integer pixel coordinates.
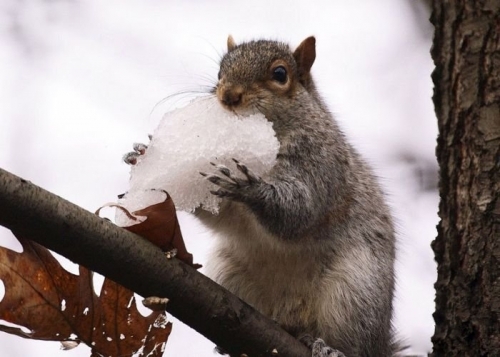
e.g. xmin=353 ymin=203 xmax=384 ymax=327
xmin=0 ymin=0 xmax=437 ymax=356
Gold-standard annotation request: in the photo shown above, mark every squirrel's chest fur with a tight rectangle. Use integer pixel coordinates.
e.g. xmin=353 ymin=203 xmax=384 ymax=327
xmin=200 ymin=201 xmax=326 ymax=330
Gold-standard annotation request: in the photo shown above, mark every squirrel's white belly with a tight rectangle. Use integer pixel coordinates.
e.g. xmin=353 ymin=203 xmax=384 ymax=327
xmin=201 ymin=201 xmax=323 ymax=331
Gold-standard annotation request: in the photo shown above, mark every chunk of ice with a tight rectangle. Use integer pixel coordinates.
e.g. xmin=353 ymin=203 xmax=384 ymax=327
xmin=123 ymin=96 xmax=279 ymax=214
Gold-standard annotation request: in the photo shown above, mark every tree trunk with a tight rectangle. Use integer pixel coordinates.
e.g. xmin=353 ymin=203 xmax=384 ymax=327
xmin=431 ymin=1 xmax=500 ymax=356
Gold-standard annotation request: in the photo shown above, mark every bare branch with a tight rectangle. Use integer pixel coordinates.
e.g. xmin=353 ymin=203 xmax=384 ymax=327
xmin=0 ymin=167 xmax=310 ymax=357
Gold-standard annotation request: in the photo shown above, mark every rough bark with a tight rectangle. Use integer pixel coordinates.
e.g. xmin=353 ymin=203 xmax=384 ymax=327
xmin=431 ymin=1 xmax=500 ymax=356
xmin=0 ymin=168 xmax=310 ymax=357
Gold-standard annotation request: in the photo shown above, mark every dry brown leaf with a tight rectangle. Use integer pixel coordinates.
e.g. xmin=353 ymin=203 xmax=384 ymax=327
xmin=0 ymin=191 xmax=197 ymax=356
xmin=0 ymin=236 xmax=171 ymax=356
xmin=100 ymin=191 xmax=202 ymax=269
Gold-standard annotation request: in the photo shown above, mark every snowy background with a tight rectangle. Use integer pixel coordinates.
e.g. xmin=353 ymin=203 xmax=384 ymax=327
xmin=0 ymin=0 xmax=437 ymax=356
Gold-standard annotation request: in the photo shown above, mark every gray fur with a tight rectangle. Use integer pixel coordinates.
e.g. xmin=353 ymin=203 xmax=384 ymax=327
xmin=196 ymin=38 xmax=397 ymax=357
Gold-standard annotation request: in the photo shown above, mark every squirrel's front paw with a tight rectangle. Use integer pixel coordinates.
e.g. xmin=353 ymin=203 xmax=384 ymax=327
xmin=122 ymin=135 xmax=152 ymax=165
xmin=201 ymin=158 xmax=263 ymax=201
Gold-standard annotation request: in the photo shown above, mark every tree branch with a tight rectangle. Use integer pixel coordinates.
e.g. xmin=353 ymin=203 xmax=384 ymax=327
xmin=0 ymin=167 xmax=310 ymax=357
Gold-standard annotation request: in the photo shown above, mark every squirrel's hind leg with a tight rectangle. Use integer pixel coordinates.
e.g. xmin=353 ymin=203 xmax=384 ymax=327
xmin=300 ymin=335 xmax=346 ymax=357
xmin=311 ymin=339 xmax=346 ymax=357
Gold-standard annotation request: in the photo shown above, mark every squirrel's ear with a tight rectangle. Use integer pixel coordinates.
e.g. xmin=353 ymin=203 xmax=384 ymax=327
xmin=227 ymin=35 xmax=237 ymax=51
xmin=293 ymin=36 xmax=316 ymax=75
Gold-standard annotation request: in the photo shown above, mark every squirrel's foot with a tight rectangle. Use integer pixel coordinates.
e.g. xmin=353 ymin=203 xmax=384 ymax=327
xmin=201 ymin=158 xmax=264 ymax=201
xmin=300 ymin=336 xmax=346 ymax=357
xmin=122 ymin=137 xmax=152 ymax=165
xmin=311 ymin=339 xmax=345 ymax=357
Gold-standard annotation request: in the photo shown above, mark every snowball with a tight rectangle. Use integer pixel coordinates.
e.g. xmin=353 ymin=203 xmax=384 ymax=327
xmin=122 ymin=96 xmax=279 ymax=214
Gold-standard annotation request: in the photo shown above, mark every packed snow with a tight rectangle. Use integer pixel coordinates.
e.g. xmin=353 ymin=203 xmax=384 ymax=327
xmin=122 ymin=96 xmax=279 ymax=214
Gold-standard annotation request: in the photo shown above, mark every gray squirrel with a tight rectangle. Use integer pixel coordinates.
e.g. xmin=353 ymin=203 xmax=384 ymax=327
xmin=125 ymin=36 xmax=398 ymax=357
xmin=197 ymin=36 xmax=398 ymax=357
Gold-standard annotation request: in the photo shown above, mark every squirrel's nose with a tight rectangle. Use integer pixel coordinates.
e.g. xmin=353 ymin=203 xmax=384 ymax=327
xmin=220 ymin=89 xmax=243 ymax=107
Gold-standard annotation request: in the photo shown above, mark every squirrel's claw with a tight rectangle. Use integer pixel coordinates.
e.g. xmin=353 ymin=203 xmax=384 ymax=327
xmin=122 ymin=137 xmax=152 ymax=165
xmin=210 ymin=162 xmax=236 ymax=182
xmin=210 ymin=189 xmax=233 ymax=198
xmin=233 ymin=158 xmax=262 ymax=183
xmin=133 ymin=142 xmax=148 ymax=154
xmin=311 ymin=339 xmax=346 ymax=357
xmin=205 ymin=175 xmax=239 ymax=190
xmin=204 ymin=159 xmax=264 ymax=201
xmin=300 ymin=336 xmax=346 ymax=357
xmin=123 ymin=151 xmax=140 ymax=165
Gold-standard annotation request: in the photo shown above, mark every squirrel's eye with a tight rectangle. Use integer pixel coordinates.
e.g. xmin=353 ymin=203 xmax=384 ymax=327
xmin=217 ymin=71 xmax=222 ymax=80
xmin=272 ymin=66 xmax=287 ymax=84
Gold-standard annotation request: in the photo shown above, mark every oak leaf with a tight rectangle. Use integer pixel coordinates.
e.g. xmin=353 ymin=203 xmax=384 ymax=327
xmin=0 ymin=236 xmax=171 ymax=356
xmin=106 ymin=190 xmax=201 ymax=269
xmin=0 ymin=191 xmax=201 ymax=356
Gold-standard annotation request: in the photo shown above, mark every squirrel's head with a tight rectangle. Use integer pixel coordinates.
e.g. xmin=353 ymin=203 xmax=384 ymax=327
xmin=215 ymin=36 xmax=316 ymax=116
